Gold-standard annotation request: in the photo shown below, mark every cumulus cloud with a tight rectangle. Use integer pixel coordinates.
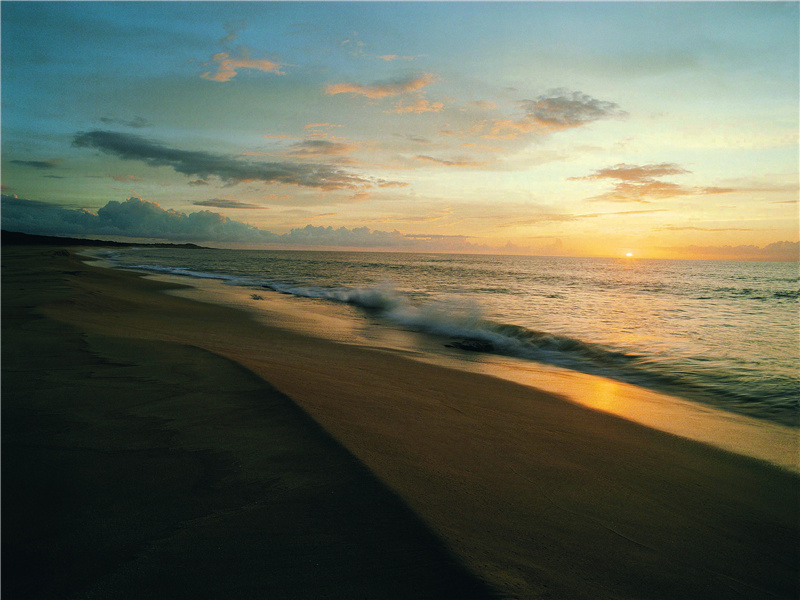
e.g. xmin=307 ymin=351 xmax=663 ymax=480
xmin=0 ymin=195 xmax=409 ymax=246
xmin=1 ymin=195 xmax=269 ymax=242
xmin=486 ymin=90 xmax=626 ymax=139
xmin=571 ymin=162 xmax=735 ymax=203
xmin=9 ymin=159 xmax=62 ymax=169
xmin=201 ymin=52 xmax=284 ymax=82
xmin=325 ymin=73 xmax=438 ymax=99
xmin=193 ymin=199 xmax=262 ymax=209
xmin=0 ymin=194 xmax=544 ymax=254
xmin=72 ymin=130 xmax=371 ymax=190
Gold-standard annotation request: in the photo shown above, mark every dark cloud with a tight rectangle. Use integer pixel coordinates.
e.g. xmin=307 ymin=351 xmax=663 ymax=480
xmin=10 ymin=159 xmax=61 ymax=169
xmin=100 ymin=116 xmax=150 ymax=129
xmin=0 ymin=194 xmax=536 ymax=253
xmin=0 ymin=195 xmax=408 ymax=246
xmin=487 ymin=90 xmax=627 ymax=138
xmin=72 ymin=130 xmax=371 ymax=190
xmin=519 ymin=90 xmax=628 ymax=131
xmin=193 ymin=199 xmax=262 ymax=209
xmin=1 ymin=195 xmax=269 ymax=242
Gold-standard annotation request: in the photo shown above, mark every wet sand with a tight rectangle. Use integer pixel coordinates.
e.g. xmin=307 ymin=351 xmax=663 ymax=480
xmin=3 ymin=244 xmax=798 ymax=599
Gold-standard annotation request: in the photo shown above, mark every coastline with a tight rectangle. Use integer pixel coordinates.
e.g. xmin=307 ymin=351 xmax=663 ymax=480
xmin=147 ymin=269 xmax=799 ymax=473
xmin=4 ymin=244 xmax=798 ymax=599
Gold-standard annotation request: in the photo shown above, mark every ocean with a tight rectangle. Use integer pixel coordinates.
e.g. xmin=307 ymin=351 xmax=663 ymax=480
xmin=95 ymin=248 xmax=799 ymax=428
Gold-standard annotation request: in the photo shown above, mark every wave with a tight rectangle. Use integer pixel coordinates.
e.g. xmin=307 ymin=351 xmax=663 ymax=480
xmin=107 ymin=257 xmax=798 ymax=426
xmin=260 ymin=281 xmax=798 ymax=424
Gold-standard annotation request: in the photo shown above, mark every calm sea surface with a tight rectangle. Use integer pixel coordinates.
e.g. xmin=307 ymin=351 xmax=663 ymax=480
xmin=99 ymin=248 xmax=799 ymax=427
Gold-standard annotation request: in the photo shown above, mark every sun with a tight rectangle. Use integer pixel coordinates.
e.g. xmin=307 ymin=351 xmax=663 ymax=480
xmin=625 ymin=252 xmax=634 ymax=258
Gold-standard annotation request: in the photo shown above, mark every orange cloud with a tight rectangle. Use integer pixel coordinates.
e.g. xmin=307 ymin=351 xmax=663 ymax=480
xmin=572 ymin=163 xmax=689 ymax=182
xmin=325 ymin=73 xmax=438 ymax=99
xmin=571 ymin=163 xmax=735 ymax=203
xmin=201 ymin=52 xmax=284 ymax=82
xmin=378 ymin=54 xmax=418 ymax=61
xmin=415 ymin=155 xmax=486 ymax=168
xmin=287 ymin=140 xmax=360 ymax=157
xmin=387 ymin=97 xmax=444 ymax=114
xmin=304 ymin=123 xmax=341 ymax=130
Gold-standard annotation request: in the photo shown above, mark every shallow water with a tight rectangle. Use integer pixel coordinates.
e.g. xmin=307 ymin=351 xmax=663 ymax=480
xmin=96 ymin=248 xmax=799 ymax=427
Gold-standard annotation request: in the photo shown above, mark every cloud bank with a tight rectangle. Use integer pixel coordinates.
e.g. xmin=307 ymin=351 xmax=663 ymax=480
xmin=73 ymin=130 xmax=370 ymax=190
xmin=0 ymin=195 xmax=411 ymax=246
xmin=669 ymin=241 xmax=799 ymax=262
xmin=4 ymin=195 xmax=794 ymax=260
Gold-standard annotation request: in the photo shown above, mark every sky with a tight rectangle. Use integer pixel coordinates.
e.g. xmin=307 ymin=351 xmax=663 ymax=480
xmin=1 ymin=1 xmax=798 ymax=260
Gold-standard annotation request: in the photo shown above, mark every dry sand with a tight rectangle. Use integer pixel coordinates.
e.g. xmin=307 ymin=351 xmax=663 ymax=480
xmin=3 ymin=245 xmax=798 ymax=599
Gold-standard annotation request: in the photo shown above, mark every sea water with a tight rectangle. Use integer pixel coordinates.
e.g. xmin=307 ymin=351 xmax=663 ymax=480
xmin=97 ymin=248 xmax=799 ymax=428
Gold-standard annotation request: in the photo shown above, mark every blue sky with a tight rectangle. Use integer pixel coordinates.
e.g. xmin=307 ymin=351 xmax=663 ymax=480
xmin=2 ymin=1 xmax=798 ymax=259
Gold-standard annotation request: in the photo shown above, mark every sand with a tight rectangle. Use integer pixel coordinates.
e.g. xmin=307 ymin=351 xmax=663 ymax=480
xmin=3 ymin=245 xmax=798 ymax=599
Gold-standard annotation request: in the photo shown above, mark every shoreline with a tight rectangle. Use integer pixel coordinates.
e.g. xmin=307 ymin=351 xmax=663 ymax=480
xmin=4 ymin=245 xmax=799 ymax=599
xmin=124 ymin=262 xmax=798 ymax=474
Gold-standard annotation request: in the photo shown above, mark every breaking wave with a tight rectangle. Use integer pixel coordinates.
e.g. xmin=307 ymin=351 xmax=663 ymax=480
xmin=102 ymin=253 xmax=799 ymax=426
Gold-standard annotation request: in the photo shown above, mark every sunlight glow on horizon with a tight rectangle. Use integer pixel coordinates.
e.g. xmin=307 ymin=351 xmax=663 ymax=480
xmin=1 ymin=2 xmax=797 ymax=261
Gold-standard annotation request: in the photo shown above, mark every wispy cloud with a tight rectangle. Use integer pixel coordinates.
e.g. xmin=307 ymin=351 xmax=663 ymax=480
xmin=387 ymin=96 xmax=444 ymax=114
xmin=325 ymin=73 xmax=438 ymax=99
xmin=220 ymin=19 xmax=248 ymax=43
xmin=304 ymin=122 xmax=341 ymax=131
xmin=9 ymin=159 xmax=62 ymax=169
xmin=72 ymin=130 xmax=371 ymax=190
xmin=574 ymin=163 xmax=689 ymax=181
xmin=414 ymin=155 xmax=486 ymax=168
xmin=657 ymin=225 xmax=754 ymax=232
xmin=287 ymin=139 xmax=360 ymax=157
xmin=100 ymin=116 xmax=150 ymax=129
xmin=667 ymin=241 xmax=799 ymax=262
xmin=498 ymin=208 xmax=669 ymax=227
xmin=193 ymin=199 xmax=262 ymax=209
xmin=378 ymin=54 xmax=419 ymax=62
xmin=571 ymin=162 xmax=735 ymax=203
xmin=201 ymin=52 xmax=284 ymax=82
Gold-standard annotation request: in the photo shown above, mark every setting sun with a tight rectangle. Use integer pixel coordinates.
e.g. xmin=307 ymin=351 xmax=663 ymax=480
xmin=626 ymin=253 xmax=634 ymax=258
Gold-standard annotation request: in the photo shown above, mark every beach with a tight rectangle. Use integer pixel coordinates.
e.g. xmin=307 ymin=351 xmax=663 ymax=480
xmin=3 ymin=244 xmax=798 ymax=599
